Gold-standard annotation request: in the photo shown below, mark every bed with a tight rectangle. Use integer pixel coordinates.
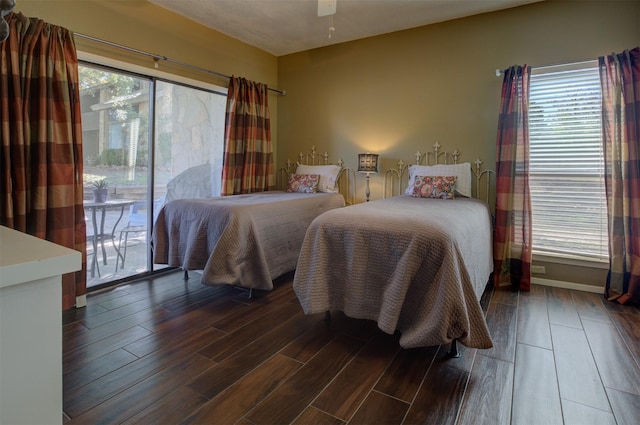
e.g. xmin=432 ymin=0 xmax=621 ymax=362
xmin=152 ymin=147 xmax=353 ymax=292
xmin=292 ymin=143 xmax=495 ymax=352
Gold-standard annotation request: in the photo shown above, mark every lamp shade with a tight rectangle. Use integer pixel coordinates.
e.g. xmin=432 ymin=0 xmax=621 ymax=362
xmin=358 ymin=153 xmax=379 ymax=173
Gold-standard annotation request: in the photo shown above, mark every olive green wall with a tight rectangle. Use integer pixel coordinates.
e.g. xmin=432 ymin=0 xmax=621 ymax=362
xmin=276 ymin=0 xmax=640 ymax=288
xmin=15 ymin=0 xmax=280 ymax=157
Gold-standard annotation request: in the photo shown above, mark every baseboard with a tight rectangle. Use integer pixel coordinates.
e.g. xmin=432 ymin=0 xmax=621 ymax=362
xmin=75 ymin=294 xmax=87 ymax=308
xmin=531 ymin=277 xmax=603 ymax=294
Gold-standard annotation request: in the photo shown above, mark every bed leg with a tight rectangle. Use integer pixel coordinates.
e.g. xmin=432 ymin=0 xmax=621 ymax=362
xmin=447 ymin=340 xmax=461 ymax=358
xmin=324 ymin=311 xmax=331 ymax=322
xmin=183 ymin=269 xmax=189 ymax=280
xmin=248 ymin=288 xmax=254 ymax=300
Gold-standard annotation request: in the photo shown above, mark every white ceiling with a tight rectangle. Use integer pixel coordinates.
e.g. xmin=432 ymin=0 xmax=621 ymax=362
xmin=148 ymin=0 xmax=542 ymax=57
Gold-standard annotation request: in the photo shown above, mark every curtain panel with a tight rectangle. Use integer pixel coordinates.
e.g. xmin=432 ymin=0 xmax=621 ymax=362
xmin=599 ymin=47 xmax=640 ymax=305
xmin=493 ymin=65 xmax=532 ymax=291
xmin=0 ymin=12 xmax=86 ymax=310
xmin=221 ymin=76 xmax=274 ymax=195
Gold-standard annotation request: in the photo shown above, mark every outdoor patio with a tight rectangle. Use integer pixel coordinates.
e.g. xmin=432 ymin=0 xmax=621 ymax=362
xmin=84 ymin=203 xmax=168 ymax=288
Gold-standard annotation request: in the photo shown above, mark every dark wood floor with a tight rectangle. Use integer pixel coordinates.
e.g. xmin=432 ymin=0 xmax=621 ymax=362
xmin=62 ymin=270 xmax=640 ymax=424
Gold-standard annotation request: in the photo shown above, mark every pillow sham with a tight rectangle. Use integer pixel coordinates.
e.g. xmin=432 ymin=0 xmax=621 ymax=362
xmin=287 ymin=174 xmax=320 ymax=193
xmin=405 ymin=162 xmax=472 ymax=198
xmin=295 ymin=164 xmax=341 ymax=193
xmin=412 ymin=175 xmax=457 ymax=199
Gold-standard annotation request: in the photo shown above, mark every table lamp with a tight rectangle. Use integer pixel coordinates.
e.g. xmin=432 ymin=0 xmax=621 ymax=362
xmin=358 ymin=153 xmax=379 ymax=202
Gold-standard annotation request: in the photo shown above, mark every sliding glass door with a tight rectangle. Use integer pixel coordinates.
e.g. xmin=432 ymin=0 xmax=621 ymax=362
xmin=79 ymin=62 xmax=225 ymax=288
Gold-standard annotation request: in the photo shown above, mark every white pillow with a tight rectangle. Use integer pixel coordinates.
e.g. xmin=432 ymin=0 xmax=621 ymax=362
xmin=295 ymin=164 xmax=341 ymax=193
xmin=405 ymin=162 xmax=472 ymax=198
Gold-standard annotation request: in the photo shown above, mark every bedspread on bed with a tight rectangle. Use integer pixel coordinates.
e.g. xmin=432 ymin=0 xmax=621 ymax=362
xmin=293 ymin=195 xmax=494 ymax=349
xmin=152 ymin=191 xmax=345 ymax=290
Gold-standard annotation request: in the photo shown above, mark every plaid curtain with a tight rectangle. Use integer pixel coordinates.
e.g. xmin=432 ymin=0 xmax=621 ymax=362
xmin=0 ymin=12 xmax=86 ymax=310
xmin=493 ymin=65 xmax=532 ymax=291
xmin=599 ymin=47 xmax=640 ymax=305
xmin=221 ymin=76 xmax=274 ymax=195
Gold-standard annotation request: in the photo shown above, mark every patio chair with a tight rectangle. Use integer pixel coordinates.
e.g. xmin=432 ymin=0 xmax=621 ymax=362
xmin=115 ymin=197 xmax=165 ymax=272
xmin=115 ymin=200 xmax=146 ymax=272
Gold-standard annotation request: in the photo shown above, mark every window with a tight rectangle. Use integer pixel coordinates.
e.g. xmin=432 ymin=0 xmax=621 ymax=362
xmin=80 ymin=60 xmax=226 ymax=288
xmin=528 ymin=61 xmax=608 ymax=261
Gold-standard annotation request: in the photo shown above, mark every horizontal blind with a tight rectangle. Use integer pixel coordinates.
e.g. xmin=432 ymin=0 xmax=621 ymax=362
xmin=529 ymin=64 xmax=608 ymax=260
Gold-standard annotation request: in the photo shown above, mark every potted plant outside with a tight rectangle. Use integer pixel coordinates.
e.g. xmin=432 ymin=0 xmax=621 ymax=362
xmin=92 ymin=179 xmax=109 ymax=203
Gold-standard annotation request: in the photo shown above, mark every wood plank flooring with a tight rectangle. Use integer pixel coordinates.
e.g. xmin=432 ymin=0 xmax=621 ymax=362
xmin=63 ymin=270 xmax=640 ymax=424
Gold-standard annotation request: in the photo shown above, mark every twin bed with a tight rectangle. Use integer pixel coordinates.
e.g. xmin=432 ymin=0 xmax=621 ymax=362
xmin=152 ymin=147 xmax=351 ymax=291
xmin=294 ymin=145 xmax=495 ymax=351
xmin=153 ymin=144 xmax=494 ymax=352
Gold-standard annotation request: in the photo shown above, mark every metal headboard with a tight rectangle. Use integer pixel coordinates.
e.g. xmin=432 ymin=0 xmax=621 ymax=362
xmin=472 ymin=158 xmax=496 ymax=206
xmin=277 ymin=145 xmax=356 ymax=205
xmin=383 ymin=141 xmax=458 ymax=197
xmin=383 ymin=141 xmax=496 ymax=205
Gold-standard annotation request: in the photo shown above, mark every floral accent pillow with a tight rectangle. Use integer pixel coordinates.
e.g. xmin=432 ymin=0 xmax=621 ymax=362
xmin=405 ymin=163 xmax=472 ymax=198
xmin=287 ymin=174 xmax=320 ymax=193
xmin=412 ymin=175 xmax=457 ymax=199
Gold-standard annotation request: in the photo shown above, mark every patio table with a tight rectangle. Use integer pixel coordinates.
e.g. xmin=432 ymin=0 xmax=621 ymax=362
xmin=84 ymin=199 xmax=134 ymax=277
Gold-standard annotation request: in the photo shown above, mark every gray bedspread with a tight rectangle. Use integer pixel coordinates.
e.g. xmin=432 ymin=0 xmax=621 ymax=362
xmin=152 ymin=191 xmax=345 ymax=290
xmin=293 ymin=195 xmax=494 ymax=349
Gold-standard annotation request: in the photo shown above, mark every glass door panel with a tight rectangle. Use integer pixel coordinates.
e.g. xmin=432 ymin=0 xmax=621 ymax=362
xmin=152 ymin=80 xmax=226 ymax=270
xmin=80 ymin=64 xmax=152 ymax=287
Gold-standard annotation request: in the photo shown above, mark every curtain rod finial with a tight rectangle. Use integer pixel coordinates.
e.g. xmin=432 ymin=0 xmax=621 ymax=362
xmin=495 ymin=69 xmax=502 ymax=77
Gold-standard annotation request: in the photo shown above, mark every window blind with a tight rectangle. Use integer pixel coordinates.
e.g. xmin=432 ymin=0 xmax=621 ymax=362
xmin=528 ymin=63 xmax=608 ymax=260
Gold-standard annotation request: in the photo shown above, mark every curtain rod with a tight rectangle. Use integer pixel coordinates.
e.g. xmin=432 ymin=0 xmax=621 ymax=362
xmin=495 ymin=59 xmax=598 ymax=77
xmin=74 ymin=33 xmax=286 ymax=95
